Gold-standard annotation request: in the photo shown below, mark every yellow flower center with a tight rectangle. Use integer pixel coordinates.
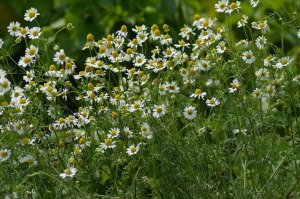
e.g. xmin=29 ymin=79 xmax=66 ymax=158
xmin=133 ymin=102 xmax=140 ymax=109
xmin=281 ymin=59 xmax=288 ymax=65
xmin=156 ymin=107 xmax=163 ymax=113
xmin=19 ymin=98 xmax=27 ymax=104
xmin=187 ymin=109 xmax=193 ymax=115
xmin=230 ymin=3 xmax=238 ymax=10
xmin=130 ymin=146 xmax=137 ymax=153
xmin=195 ymin=89 xmax=202 ymax=94
xmin=65 ymin=168 xmax=73 ymax=175
xmin=24 ymin=56 xmax=32 ymax=64
xmin=1 ymin=151 xmax=7 ymax=157
xmin=28 ymin=11 xmax=36 ymax=18
xmin=105 ymin=139 xmax=112 ymax=146
xmin=58 ymin=118 xmax=65 ymax=124
xmin=2 ymin=81 xmax=8 ymax=89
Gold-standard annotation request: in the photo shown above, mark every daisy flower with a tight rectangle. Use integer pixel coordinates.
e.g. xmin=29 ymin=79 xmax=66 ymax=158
xmin=21 ymin=154 xmax=37 ymax=167
xmin=229 ymin=78 xmax=240 ymax=93
xmin=0 ymin=77 xmax=11 ymax=95
xmin=0 ymin=148 xmax=11 ymax=162
xmin=107 ymin=128 xmax=120 ymax=138
xmin=242 ymin=50 xmax=256 ymax=64
xmin=7 ymin=21 xmax=21 ymax=36
xmin=141 ymin=122 xmax=153 ymax=139
xmin=25 ymin=45 xmax=39 ymax=57
xmin=237 ymin=15 xmax=248 ymax=28
xmin=226 ymin=1 xmax=241 ymax=14
xmin=263 ymin=54 xmax=275 ymax=67
xmin=255 ymin=68 xmax=269 ymax=80
xmin=53 ymin=49 xmax=67 ymax=65
xmin=133 ymin=54 xmax=147 ymax=67
xmin=153 ymin=104 xmax=166 ymax=118
xmin=124 ymin=127 xmax=134 ymax=138
xmin=252 ymin=88 xmax=262 ymax=98
xmin=127 ymin=144 xmax=140 ymax=156
xmin=183 ymin=106 xmax=197 ymax=120
xmin=190 ymin=88 xmax=206 ymax=99
xmin=293 ymin=75 xmax=300 ymax=84
xmin=215 ymin=0 xmax=228 ymax=13
xmin=265 ymin=85 xmax=275 ymax=97
xmin=128 ymin=100 xmax=144 ymax=112
xmin=216 ymin=41 xmax=226 ymax=53
xmin=198 ymin=60 xmax=212 ymax=71
xmin=60 ymin=167 xmax=78 ymax=179
xmin=250 ymin=0 xmax=259 ymax=7
xmin=206 ymin=97 xmax=220 ymax=107
xmin=100 ymin=138 xmax=117 ymax=151
xmin=18 ymin=55 xmax=35 ymax=68
xmin=158 ymin=83 xmax=167 ymax=95
xmin=17 ymin=27 xmax=29 ymax=38
xmin=166 ymin=81 xmax=180 ymax=93
xmin=28 ymin=27 xmax=42 ymax=39
xmin=255 ymin=35 xmax=267 ymax=49
xmin=273 ymin=56 xmax=292 ymax=69
xmin=24 ymin=8 xmax=40 ymax=21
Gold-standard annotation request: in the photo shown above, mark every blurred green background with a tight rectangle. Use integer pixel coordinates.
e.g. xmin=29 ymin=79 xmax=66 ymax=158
xmin=0 ymin=0 xmax=299 ymax=59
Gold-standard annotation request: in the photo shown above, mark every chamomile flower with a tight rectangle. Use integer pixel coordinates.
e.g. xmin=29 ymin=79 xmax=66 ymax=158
xmin=273 ymin=56 xmax=292 ymax=69
xmin=293 ymin=75 xmax=300 ymax=84
xmin=140 ymin=122 xmax=153 ymax=139
xmin=126 ymin=144 xmax=140 ymax=156
xmin=153 ymin=104 xmax=166 ymax=118
xmin=123 ymin=127 xmax=134 ymax=138
xmin=17 ymin=27 xmax=29 ymax=38
xmin=0 ymin=77 xmax=11 ymax=95
xmin=21 ymin=154 xmax=37 ymax=167
xmin=198 ymin=60 xmax=212 ymax=71
xmin=0 ymin=149 xmax=11 ymax=162
xmin=255 ymin=68 xmax=269 ymax=80
xmin=53 ymin=49 xmax=67 ymax=65
xmin=28 ymin=27 xmax=42 ymax=39
xmin=250 ymin=0 xmax=259 ymax=7
xmin=242 ymin=50 xmax=256 ymax=64
xmin=183 ymin=106 xmax=197 ymax=120
xmin=7 ymin=21 xmax=21 ymax=36
xmin=252 ymin=88 xmax=262 ymax=98
xmin=226 ymin=1 xmax=241 ymax=14
xmin=60 ymin=167 xmax=78 ymax=179
xmin=25 ymin=45 xmax=38 ymax=57
xmin=107 ymin=128 xmax=120 ymax=138
xmin=215 ymin=0 xmax=228 ymax=13
xmin=134 ymin=54 xmax=147 ymax=67
xmin=216 ymin=41 xmax=226 ymax=53
xmin=100 ymin=138 xmax=116 ymax=151
xmin=229 ymin=78 xmax=240 ymax=93
xmin=237 ymin=15 xmax=248 ymax=28
xmin=263 ymin=54 xmax=275 ymax=67
xmin=129 ymin=100 xmax=144 ymax=112
xmin=24 ymin=8 xmax=40 ymax=21
xmin=265 ymin=85 xmax=275 ymax=96
xmin=23 ymin=70 xmax=35 ymax=82
xmin=255 ymin=35 xmax=267 ymax=49
xmin=18 ymin=55 xmax=35 ymax=68
xmin=166 ymin=81 xmax=180 ymax=93
xmin=158 ymin=83 xmax=167 ymax=95
xmin=190 ymin=88 xmax=206 ymax=99
xmin=206 ymin=97 xmax=220 ymax=107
